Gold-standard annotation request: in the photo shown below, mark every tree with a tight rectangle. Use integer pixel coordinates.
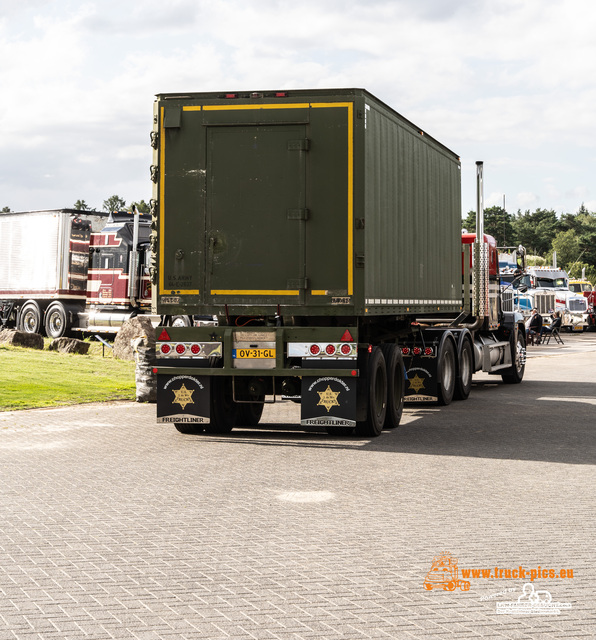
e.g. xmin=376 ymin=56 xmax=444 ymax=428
xmin=1 ymin=206 xmax=10 ymax=213
xmin=130 ymin=200 xmax=150 ymax=213
xmin=549 ymin=229 xmax=581 ymax=269
xmin=461 ymin=209 xmax=475 ymax=233
xmin=568 ymin=261 xmax=596 ymax=283
xmin=461 ymin=206 xmax=514 ymax=246
xmin=73 ymin=199 xmax=91 ymax=211
xmin=511 ymin=208 xmax=560 ymax=256
xmin=103 ymin=195 xmax=126 ymax=212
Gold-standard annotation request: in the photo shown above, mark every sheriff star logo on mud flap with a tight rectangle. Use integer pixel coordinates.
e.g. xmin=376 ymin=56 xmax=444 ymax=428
xmin=172 ymin=383 xmax=195 ymax=410
xmin=317 ymin=385 xmax=341 ymax=412
xmin=408 ymin=373 xmax=426 ymax=393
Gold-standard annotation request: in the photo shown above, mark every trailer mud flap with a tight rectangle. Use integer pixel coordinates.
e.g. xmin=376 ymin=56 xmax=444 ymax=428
xmin=404 ymin=359 xmax=439 ymax=403
xmin=157 ymin=374 xmax=210 ymax=424
xmin=301 ymin=363 xmax=357 ymax=427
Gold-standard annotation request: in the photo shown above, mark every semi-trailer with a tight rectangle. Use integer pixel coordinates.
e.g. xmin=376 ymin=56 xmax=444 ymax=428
xmin=151 ymin=88 xmax=526 ymax=436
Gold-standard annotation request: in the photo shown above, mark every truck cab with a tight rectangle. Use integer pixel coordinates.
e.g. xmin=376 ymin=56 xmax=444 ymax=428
xmin=81 ymin=211 xmax=152 ymax=332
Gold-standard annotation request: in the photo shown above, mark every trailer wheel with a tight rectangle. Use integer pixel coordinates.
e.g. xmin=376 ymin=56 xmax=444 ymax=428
xmin=453 ymin=338 xmax=473 ymax=400
xmin=381 ymin=344 xmax=405 ymax=429
xmin=44 ymin=302 xmax=70 ymax=339
xmin=18 ymin=301 xmax=43 ymax=335
xmin=437 ymin=338 xmax=456 ymax=406
xmin=204 ymin=376 xmax=237 ymax=434
xmin=174 ymin=423 xmax=204 ymax=434
xmin=501 ymin=329 xmax=526 ymax=384
xmin=355 ymin=347 xmax=387 ymax=437
xmin=236 ymin=400 xmax=265 ymax=427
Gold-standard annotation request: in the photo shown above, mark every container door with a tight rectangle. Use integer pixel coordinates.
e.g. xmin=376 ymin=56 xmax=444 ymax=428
xmin=205 ymin=124 xmax=308 ymax=303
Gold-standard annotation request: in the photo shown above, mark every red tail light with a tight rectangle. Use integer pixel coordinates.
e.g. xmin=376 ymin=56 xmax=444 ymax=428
xmin=325 ymin=344 xmax=336 ymax=356
xmin=340 ymin=343 xmax=352 ymax=355
xmin=176 ymin=344 xmax=186 ymax=355
xmin=191 ymin=344 xmax=201 ymax=355
xmin=413 ymin=347 xmax=422 ymax=356
xmin=160 ymin=343 xmax=171 ymax=355
xmin=401 ymin=347 xmax=410 ymax=355
xmin=309 ymin=344 xmax=321 ymax=356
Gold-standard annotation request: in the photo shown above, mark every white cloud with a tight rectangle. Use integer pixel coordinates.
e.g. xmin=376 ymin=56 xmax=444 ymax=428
xmin=1 ymin=0 xmax=596 ymax=215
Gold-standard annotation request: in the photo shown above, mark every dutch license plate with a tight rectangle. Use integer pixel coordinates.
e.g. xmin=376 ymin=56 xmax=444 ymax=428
xmin=233 ymin=348 xmax=276 ymax=359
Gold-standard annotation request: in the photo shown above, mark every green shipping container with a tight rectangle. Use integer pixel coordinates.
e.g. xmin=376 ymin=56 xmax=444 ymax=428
xmin=152 ymin=88 xmax=463 ymax=319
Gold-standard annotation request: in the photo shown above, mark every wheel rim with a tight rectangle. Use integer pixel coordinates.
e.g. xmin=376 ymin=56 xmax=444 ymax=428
xmin=48 ymin=310 xmax=63 ymax=336
xmin=23 ymin=308 xmax=39 ymax=333
xmin=442 ymin=348 xmax=455 ymax=392
xmin=461 ymin=344 xmax=472 ymax=386
xmin=172 ymin=316 xmax=190 ymax=327
xmin=515 ymin=335 xmax=526 ymax=374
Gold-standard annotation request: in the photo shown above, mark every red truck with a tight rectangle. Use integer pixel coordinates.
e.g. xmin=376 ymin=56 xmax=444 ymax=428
xmin=0 ymin=209 xmax=152 ymax=337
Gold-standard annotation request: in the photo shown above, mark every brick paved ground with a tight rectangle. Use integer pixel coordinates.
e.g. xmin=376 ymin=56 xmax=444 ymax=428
xmin=0 ymin=336 xmax=595 ymax=639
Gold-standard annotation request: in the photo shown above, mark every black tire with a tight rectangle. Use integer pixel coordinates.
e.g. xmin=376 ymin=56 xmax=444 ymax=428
xmin=44 ymin=302 xmax=70 ymax=339
xmin=501 ymin=328 xmax=526 ymax=384
xmin=204 ymin=376 xmax=236 ymax=434
xmin=453 ymin=338 xmax=473 ymax=401
xmin=381 ymin=344 xmax=405 ymax=429
xmin=437 ymin=338 xmax=456 ymax=406
xmin=236 ymin=400 xmax=265 ymax=427
xmin=175 ymin=423 xmax=205 ymax=434
xmin=18 ymin=301 xmax=43 ymax=335
xmin=355 ymin=347 xmax=387 ymax=437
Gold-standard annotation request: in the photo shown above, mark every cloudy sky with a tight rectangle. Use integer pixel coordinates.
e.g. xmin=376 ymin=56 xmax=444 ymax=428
xmin=1 ymin=0 xmax=595 ymax=218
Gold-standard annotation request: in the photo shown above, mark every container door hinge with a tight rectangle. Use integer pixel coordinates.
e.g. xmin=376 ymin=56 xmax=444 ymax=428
xmin=287 ymin=208 xmax=310 ymax=220
xmin=356 ymin=254 xmax=365 ymax=268
xmin=288 ymin=139 xmax=310 ymax=151
xmin=287 ymin=278 xmax=309 ymax=289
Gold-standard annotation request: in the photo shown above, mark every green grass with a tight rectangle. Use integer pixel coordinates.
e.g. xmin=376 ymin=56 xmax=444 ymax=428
xmin=0 ymin=342 xmax=136 ymax=411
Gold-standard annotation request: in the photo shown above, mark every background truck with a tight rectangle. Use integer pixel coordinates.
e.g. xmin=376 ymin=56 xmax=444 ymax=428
xmin=151 ymin=88 xmax=526 ymax=437
xmin=0 ymin=208 xmax=152 ymax=337
xmin=569 ymin=278 xmax=596 ymax=331
xmin=511 ymin=267 xmax=587 ymax=331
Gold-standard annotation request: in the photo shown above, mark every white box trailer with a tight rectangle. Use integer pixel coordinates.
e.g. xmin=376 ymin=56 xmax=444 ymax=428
xmin=0 ymin=210 xmax=107 ymax=301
